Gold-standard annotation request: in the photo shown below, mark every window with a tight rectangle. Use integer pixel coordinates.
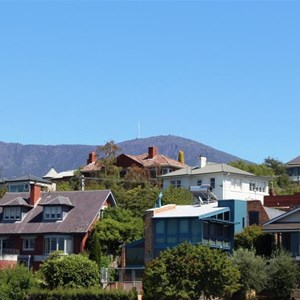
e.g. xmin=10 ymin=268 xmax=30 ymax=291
xmin=249 ymin=183 xmax=255 ymax=191
xmin=249 ymin=211 xmax=259 ymax=226
xmin=197 ymin=180 xmax=202 ymax=186
xmin=23 ymin=238 xmax=35 ymax=251
xmin=44 ymin=236 xmax=73 ymax=254
xmin=170 ymin=180 xmax=181 ymax=188
xmin=210 ymin=178 xmax=215 ymax=189
xmin=44 ymin=206 xmax=62 ymax=220
xmin=3 ymin=207 xmax=21 ymax=221
xmin=8 ymin=184 xmax=29 ymax=192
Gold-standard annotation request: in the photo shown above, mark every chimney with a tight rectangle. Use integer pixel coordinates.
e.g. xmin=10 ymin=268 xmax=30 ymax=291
xmin=87 ymin=152 xmax=97 ymax=164
xmin=29 ymin=184 xmax=41 ymax=206
xmin=148 ymin=146 xmax=158 ymax=159
xmin=199 ymin=156 xmax=207 ymax=168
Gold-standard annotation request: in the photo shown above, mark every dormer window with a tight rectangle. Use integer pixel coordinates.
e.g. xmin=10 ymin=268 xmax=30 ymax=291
xmin=3 ymin=207 xmax=21 ymax=221
xmin=44 ymin=206 xmax=62 ymax=220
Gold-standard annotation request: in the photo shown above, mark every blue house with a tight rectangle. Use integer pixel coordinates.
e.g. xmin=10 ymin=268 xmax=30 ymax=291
xmin=143 ymin=199 xmax=247 ymax=262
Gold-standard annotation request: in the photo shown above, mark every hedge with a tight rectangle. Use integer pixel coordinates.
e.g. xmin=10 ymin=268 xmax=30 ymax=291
xmin=28 ymin=287 xmax=138 ymax=300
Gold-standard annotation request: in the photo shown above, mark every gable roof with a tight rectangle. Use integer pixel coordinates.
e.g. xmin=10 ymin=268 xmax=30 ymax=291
xmin=0 ymin=190 xmax=116 ymax=235
xmin=0 ymin=196 xmax=33 ymax=208
xmin=159 ymin=162 xmax=255 ymax=178
xmin=263 ymin=207 xmax=300 ymax=232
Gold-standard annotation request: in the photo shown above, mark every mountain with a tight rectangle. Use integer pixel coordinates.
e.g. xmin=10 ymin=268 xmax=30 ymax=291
xmin=0 ymin=135 xmax=245 ymax=178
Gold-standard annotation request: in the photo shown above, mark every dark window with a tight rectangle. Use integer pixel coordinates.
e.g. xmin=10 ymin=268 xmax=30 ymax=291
xmin=210 ymin=178 xmax=215 ymax=189
xmin=249 ymin=211 xmax=259 ymax=225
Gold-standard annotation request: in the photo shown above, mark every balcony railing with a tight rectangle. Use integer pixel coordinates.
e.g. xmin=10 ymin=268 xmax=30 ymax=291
xmin=0 ymin=248 xmax=20 ymax=255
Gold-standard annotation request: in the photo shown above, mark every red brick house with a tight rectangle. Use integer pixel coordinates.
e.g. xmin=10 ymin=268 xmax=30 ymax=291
xmin=115 ymin=146 xmax=186 ymax=180
xmin=0 ymin=184 xmax=116 ymax=270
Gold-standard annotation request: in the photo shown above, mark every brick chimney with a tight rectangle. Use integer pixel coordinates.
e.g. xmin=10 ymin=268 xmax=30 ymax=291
xmin=148 ymin=146 xmax=158 ymax=159
xmin=29 ymin=184 xmax=41 ymax=206
xmin=87 ymin=151 xmax=97 ymax=164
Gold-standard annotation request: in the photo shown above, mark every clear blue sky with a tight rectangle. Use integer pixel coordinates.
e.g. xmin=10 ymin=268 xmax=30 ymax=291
xmin=1 ymin=0 xmax=299 ymax=164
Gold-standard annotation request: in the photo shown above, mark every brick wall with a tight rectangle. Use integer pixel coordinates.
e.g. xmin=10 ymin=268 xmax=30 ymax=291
xmin=264 ymin=193 xmax=300 ymax=209
xmin=247 ymin=200 xmax=270 ymax=226
xmin=0 ymin=260 xmax=17 ymax=269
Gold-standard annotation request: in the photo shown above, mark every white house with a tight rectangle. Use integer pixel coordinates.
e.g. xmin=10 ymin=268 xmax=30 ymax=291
xmin=159 ymin=157 xmax=269 ymax=203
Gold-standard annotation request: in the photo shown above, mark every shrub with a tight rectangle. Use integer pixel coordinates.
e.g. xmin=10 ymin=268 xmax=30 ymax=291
xmin=0 ymin=264 xmax=37 ymax=300
xmin=39 ymin=252 xmax=100 ymax=289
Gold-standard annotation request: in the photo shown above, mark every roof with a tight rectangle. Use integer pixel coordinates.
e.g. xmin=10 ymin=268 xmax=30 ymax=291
xmin=263 ymin=206 xmax=285 ymax=220
xmin=150 ymin=202 xmax=229 ymax=219
xmin=43 ymin=168 xmax=75 ymax=180
xmin=80 ymin=161 xmax=103 ymax=173
xmin=0 ymin=190 xmax=116 ymax=235
xmin=119 ymin=153 xmax=185 ymax=169
xmin=287 ymin=156 xmax=300 ymax=166
xmin=3 ymin=174 xmax=52 ymax=185
xmin=159 ymin=162 xmax=259 ymax=178
xmin=0 ymin=196 xmax=33 ymax=208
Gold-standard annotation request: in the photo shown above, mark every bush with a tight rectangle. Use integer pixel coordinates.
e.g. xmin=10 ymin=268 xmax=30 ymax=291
xmin=265 ymin=250 xmax=298 ymax=299
xmin=143 ymin=243 xmax=240 ymax=300
xmin=0 ymin=264 xmax=37 ymax=300
xmin=39 ymin=252 xmax=100 ymax=289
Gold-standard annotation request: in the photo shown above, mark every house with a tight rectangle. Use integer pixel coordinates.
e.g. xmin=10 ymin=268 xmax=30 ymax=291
xmin=263 ymin=208 xmax=300 ymax=258
xmin=0 ymin=174 xmax=54 ymax=193
xmin=115 ymin=146 xmax=186 ymax=181
xmin=286 ymin=156 xmax=300 ymax=183
xmin=43 ymin=167 xmax=77 ymax=190
xmin=159 ymin=156 xmax=270 ymax=203
xmin=0 ymin=183 xmax=116 ymax=270
xmin=80 ymin=151 xmax=104 ymax=178
xmin=121 ymin=193 xmax=283 ymax=283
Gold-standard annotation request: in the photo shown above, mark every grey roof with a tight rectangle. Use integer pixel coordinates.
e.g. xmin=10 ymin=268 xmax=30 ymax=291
xmin=0 ymin=190 xmax=116 ymax=235
xmin=159 ymin=162 xmax=256 ymax=178
xmin=263 ymin=206 xmax=285 ymax=220
xmin=38 ymin=195 xmax=74 ymax=207
xmin=0 ymin=196 xmax=33 ymax=207
xmin=3 ymin=174 xmax=52 ymax=184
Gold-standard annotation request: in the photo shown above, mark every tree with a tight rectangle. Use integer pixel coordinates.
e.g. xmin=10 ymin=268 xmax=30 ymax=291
xmin=88 ymin=207 xmax=144 ymax=259
xmin=119 ymin=185 xmax=159 ymax=218
xmin=234 ymin=224 xmax=274 ymax=256
xmin=265 ymin=250 xmax=298 ymax=300
xmin=143 ymin=243 xmax=240 ymax=300
xmin=39 ymin=252 xmax=100 ymax=289
xmin=0 ymin=264 xmax=37 ymax=300
xmin=177 ymin=150 xmax=185 ymax=164
xmin=231 ymin=248 xmax=267 ymax=300
xmin=161 ymin=185 xmax=194 ymax=206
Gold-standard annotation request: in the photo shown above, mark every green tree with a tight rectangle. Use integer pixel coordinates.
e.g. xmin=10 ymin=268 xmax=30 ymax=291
xmin=39 ymin=252 xmax=100 ymax=289
xmin=265 ymin=250 xmax=298 ymax=300
xmin=0 ymin=264 xmax=37 ymax=300
xmin=177 ymin=150 xmax=185 ymax=164
xmin=143 ymin=243 xmax=240 ymax=300
xmin=161 ymin=185 xmax=194 ymax=206
xmin=231 ymin=248 xmax=267 ymax=300
xmin=234 ymin=225 xmax=274 ymax=256
xmin=119 ymin=185 xmax=159 ymax=218
xmin=88 ymin=207 xmax=144 ymax=259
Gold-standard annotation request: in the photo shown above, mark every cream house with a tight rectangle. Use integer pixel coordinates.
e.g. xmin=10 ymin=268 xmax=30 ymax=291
xmin=159 ymin=157 xmax=269 ymax=203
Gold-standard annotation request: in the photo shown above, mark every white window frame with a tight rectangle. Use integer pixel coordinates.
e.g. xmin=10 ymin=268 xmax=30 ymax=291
xmin=44 ymin=235 xmax=73 ymax=255
xmin=44 ymin=206 xmax=63 ymax=220
xmin=22 ymin=237 xmax=35 ymax=251
xmin=3 ymin=207 xmax=22 ymax=221
xmin=170 ymin=180 xmax=181 ymax=188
